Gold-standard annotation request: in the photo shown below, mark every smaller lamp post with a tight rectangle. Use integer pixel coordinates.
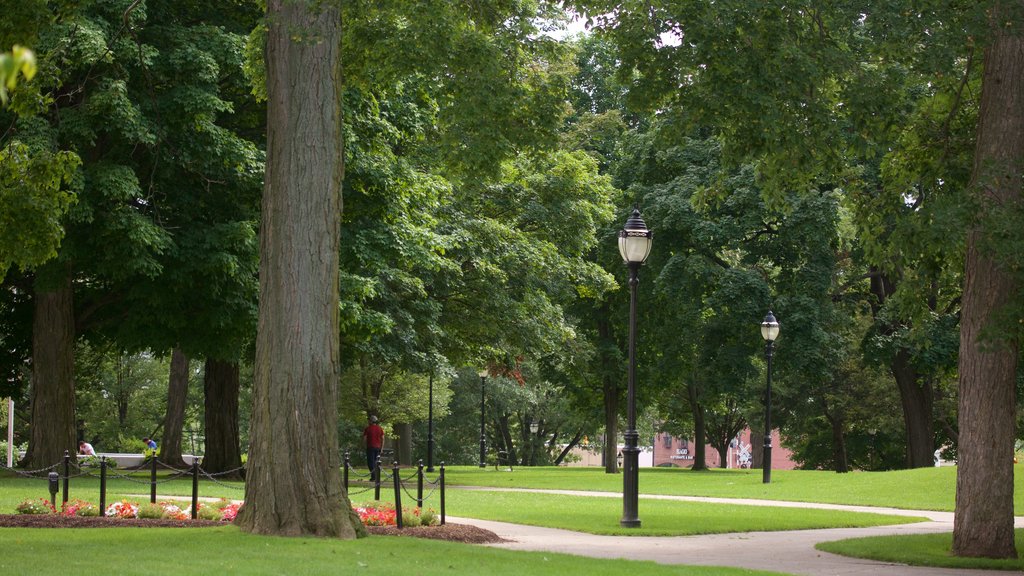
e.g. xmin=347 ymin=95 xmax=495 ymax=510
xmin=760 ymin=311 xmax=780 ymax=484
xmin=529 ymin=420 xmax=539 ymax=434
xmin=478 ymin=368 xmax=488 ymax=468
xmin=427 ymin=371 xmax=435 ymax=472
xmin=618 ymin=205 xmax=653 ymax=528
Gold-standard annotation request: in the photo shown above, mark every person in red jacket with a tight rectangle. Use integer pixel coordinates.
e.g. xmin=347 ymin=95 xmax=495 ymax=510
xmin=362 ymin=415 xmax=384 ymax=479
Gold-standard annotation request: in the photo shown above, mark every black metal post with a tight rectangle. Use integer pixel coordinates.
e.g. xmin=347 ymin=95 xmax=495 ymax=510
xmin=99 ymin=457 xmax=107 ymax=515
xmin=374 ymin=456 xmax=381 ymax=501
xmin=392 ymin=461 xmax=403 ymax=529
xmin=343 ymin=451 xmax=350 ymax=491
xmin=621 ymin=261 xmax=641 ymax=528
xmin=417 ymin=459 xmax=424 ymax=509
xmin=439 ymin=463 xmax=446 ymax=525
xmin=150 ymin=452 xmax=158 ymax=503
xmin=48 ymin=471 xmax=59 ymax=509
xmin=427 ymin=372 xmax=435 ymax=472
xmin=763 ymin=339 xmax=774 ymax=484
xmin=479 ymin=374 xmax=487 ymax=468
xmin=191 ymin=456 xmax=199 ymax=519
xmin=63 ymin=450 xmax=70 ymax=504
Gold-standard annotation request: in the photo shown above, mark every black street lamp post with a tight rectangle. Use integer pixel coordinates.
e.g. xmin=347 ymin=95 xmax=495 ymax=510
xmin=760 ymin=311 xmax=780 ymax=484
xmin=618 ymin=206 xmax=653 ymax=528
xmin=478 ymin=369 xmax=488 ymax=468
xmin=427 ymin=371 xmax=435 ymax=472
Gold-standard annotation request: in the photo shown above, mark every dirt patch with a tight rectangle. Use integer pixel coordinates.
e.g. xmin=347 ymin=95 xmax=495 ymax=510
xmin=366 ymin=523 xmax=505 ymax=544
xmin=0 ymin=514 xmax=504 ymax=543
xmin=0 ymin=514 xmax=221 ymax=528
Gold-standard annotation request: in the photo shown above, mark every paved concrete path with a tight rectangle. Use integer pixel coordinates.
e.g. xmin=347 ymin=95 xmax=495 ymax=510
xmin=447 ymin=487 xmax=1024 ymax=576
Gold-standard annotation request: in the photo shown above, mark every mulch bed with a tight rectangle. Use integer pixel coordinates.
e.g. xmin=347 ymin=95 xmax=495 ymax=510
xmin=0 ymin=514 xmax=504 ymax=543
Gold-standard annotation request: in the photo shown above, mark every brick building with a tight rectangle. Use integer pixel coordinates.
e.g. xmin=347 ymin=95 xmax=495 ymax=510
xmin=653 ymin=428 xmax=798 ymax=470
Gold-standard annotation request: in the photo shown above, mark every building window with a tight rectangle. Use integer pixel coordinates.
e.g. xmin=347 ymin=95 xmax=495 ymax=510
xmin=662 ymin=434 xmax=673 ymax=449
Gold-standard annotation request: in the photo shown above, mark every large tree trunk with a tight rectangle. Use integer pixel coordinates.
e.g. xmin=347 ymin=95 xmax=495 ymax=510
xmin=23 ymin=266 xmax=76 ymax=470
xmin=687 ymin=379 xmax=708 ymax=470
xmin=159 ymin=347 xmax=189 ymax=468
xmin=890 ymin=349 xmax=935 ymax=468
xmin=869 ymin=270 xmax=936 ymax=468
xmin=825 ymin=409 xmax=849 ymax=473
xmin=202 ymin=358 xmax=242 ymax=475
xmin=235 ymin=0 xmax=362 ymax=538
xmin=750 ymin=427 xmax=763 ymax=469
xmin=394 ymin=422 xmax=413 ymax=466
xmin=953 ymin=5 xmax=1022 ymax=558
xmin=597 ymin=310 xmax=620 ymax=473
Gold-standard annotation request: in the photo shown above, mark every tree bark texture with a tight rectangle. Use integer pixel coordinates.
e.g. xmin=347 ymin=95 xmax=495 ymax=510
xmin=159 ymin=347 xmax=189 ymax=467
xmin=687 ymin=379 xmax=708 ymax=470
xmin=825 ymin=411 xmax=849 ymax=473
xmin=202 ymin=358 xmax=242 ymax=475
xmin=597 ymin=310 xmax=620 ymax=473
xmin=24 ymin=267 xmax=76 ymax=470
xmin=890 ymin=349 xmax=935 ymax=468
xmin=235 ymin=0 xmax=363 ymax=538
xmin=394 ymin=422 xmax=412 ymax=466
xmin=953 ymin=3 xmax=1023 ymax=558
xmin=869 ymin=271 xmax=936 ymax=468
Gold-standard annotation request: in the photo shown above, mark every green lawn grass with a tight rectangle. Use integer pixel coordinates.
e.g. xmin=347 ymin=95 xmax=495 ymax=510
xmin=442 ymin=464 xmax=1024 ymax=512
xmin=816 ymin=530 xmax=1024 ymax=571
xmin=0 ymin=525 xmax=787 ymax=576
xmin=366 ymin=489 xmax=924 ymax=536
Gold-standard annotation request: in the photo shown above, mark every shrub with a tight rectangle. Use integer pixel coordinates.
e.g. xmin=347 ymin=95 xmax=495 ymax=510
xmin=61 ymin=499 xmax=95 ymax=517
xmin=196 ymin=504 xmax=223 ymax=521
xmin=220 ymin=502 xmax=242 ymax=522
xmin=77 ymin=503 xmax=101 ymax=517
xmin=137 ymin=503 xmax=165 ymax=519
xmin=78 ymin=455 xmax=117 ymax=469
xmin=159 ymin=502 xmax=188 ymax=520
xmin=16 ymin=498 xmax=54 ymax=515
xmin=106 ymin=500 xmax=138 ymax=518
xmin=402 ymin=508 xmax=422 ymax=527
xmin=419 ymin=508 xmax=439 ymax=526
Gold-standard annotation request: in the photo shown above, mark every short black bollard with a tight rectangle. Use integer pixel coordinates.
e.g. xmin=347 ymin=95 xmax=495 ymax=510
xmin=374 ymin=456 xmax=381 ymax=501
xmin=439 ymin=463 xmax=446 ymax=525
xmin=191 ymin=456 xmax=199 ymax=520
xmin=343 ymin=452 xmax=350 ymax=491
xmin=63 ymin=450 xmax=70 ymax=504
xmin=416 ymin=459 xmax=424 ymax=509
xmin=392 ymin=461 xmax=403 ymax=529
xmin=150 ymin=452 xmax=158 ymax=503
xmin=48 ymin=472 xmax=59 ymax=509
xmin=99 ymin=457 xmax=107 ymax=515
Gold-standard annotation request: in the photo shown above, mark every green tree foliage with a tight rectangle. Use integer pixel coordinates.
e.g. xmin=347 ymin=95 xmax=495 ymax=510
xmin=0 ymin=45 xmax=36 ymax=105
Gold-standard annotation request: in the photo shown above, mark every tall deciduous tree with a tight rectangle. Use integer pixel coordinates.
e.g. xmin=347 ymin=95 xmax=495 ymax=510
xmin=953 ymin=0 xmax=1023 ymax=558
xmin=235 ymin=0 xmax=363 ymax=538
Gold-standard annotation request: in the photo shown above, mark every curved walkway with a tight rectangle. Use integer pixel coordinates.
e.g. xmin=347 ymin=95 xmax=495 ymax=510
xmin=447 ymin=487 xmax=1024 ymax=576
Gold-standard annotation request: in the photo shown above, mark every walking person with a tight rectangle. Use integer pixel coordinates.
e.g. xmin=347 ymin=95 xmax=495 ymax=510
xmin=362 ymin=415 xmax=384 ymax=480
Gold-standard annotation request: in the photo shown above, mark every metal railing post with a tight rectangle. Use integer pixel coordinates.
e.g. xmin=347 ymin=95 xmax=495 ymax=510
xmin=62 ymin=450 xmax=70 ymax=504
xmin=416 ymin=459 xmax=424 ymax=509
xmin=99 ymin=457 xmax=107 ymax=515
xmin=439 ymin=462 xmax=446 ymax=525
xmin=392 ymin=461 xmax=403 ymax=529
xmin=150 ymin=453 xmax=158 ymax=503
xmin=191 ymin=456 xmax=199 ymax=519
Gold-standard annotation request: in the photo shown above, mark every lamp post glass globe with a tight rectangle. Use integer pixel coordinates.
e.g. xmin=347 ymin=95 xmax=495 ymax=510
xmin=530 ymin=421 xmax=539 ymax=434
xmin=761 ymin=311 xmax=780 ymax=342
xmin=618 ymin=206 xmax=653 ymax=264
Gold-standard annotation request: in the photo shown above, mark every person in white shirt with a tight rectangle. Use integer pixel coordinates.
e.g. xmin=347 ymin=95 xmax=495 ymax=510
xmin=78 ymin=441 xmax=95 ymax=455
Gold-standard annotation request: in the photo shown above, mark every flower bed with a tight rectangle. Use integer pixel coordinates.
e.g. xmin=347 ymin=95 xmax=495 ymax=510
xmin=14 ymin=498 xmax=436 ymax=528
